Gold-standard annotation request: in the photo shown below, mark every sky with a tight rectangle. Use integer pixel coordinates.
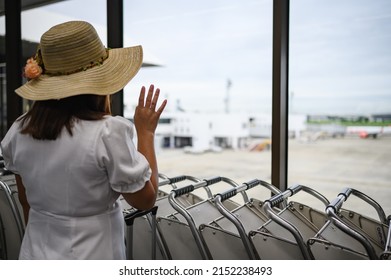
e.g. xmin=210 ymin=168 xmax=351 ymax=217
xmin=14 ymin=0 xmax=391 ymax=117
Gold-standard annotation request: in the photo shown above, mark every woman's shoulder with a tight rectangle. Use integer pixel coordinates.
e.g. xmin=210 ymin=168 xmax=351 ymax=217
xmin=95 ymin=116 xmax=135 ymax=139
xmin=102 ymin=115 xmax=133 ymax=128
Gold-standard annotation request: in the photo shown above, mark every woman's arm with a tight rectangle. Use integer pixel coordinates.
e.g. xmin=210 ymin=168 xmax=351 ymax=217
xmin=15 ymin=174 xmax=29 ymax=225
xmin=121 ymin=85 xmax=167 ymax=210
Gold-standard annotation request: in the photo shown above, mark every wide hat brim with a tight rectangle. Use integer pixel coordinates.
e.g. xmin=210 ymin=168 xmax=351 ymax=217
xmin=15 ymin=45 xmax=143 ymax=101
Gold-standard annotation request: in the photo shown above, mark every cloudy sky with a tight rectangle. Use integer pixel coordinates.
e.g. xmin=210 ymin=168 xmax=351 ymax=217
xmin=27 ymin=0 xmax=391 ymax=116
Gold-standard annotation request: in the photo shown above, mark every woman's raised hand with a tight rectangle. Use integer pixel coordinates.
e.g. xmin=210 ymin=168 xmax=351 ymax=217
xmin=134 ymin=84 xmax=167 ymax=135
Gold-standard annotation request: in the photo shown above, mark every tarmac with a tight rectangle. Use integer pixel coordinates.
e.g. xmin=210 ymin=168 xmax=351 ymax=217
xmin=156 ymin=135 xmax=391 ymax=221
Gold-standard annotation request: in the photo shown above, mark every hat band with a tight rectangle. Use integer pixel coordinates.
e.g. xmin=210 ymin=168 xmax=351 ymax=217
xmin=44 ymin=49 xmax=109 ymax=76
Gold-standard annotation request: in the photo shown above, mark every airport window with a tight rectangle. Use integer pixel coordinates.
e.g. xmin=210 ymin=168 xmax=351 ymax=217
xmin=288 ymin=0 xmax=391 ymax=219
xmin=4 ymin=1 xmax=389 ymax=218
xmin=124 ymin=0 xmax=274 ymax=199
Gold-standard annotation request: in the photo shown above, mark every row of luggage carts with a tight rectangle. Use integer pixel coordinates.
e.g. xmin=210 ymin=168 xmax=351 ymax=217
xmin=1 ymin=155 xmax=390 ymax=260
xmin=0 ymin=157 xmax=25 ymax=260
xmin=122 ymin=173 xmax=391 ymax=260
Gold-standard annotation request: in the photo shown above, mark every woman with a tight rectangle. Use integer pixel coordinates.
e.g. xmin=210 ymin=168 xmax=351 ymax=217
xmin=0 ymin=21 xmax=166 ymax=259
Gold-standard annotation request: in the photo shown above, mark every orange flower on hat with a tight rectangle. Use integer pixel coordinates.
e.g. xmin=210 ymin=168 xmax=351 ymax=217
xmin=24 ymin=58 xmax=43 ymax=79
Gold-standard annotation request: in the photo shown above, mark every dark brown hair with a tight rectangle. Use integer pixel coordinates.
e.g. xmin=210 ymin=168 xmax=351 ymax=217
xmin=19 ymin=94 xmax=111 ymax=140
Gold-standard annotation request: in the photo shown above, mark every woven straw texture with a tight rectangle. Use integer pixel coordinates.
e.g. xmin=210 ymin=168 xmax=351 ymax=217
xmin=16 ymin=21 xmax=143 ymax=101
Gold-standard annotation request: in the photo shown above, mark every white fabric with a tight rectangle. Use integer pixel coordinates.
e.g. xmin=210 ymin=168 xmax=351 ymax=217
xmin=0 ymin=115 xmax=151 ymax=259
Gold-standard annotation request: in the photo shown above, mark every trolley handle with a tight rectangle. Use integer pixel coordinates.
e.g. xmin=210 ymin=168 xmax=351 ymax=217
xmin=172 ymin=184 xmax=195 ymax=197
xmin=158 ymin=175 xmax=188 ymax=186
xmin=327 ymin=195 xmax=345 ymax=213
xmin=265 ymin=191 xmax=291 ymax=208
xmin=169 ymin=175 xmax=188 ymax=184
xmin=158 ymin=174 xmax=188 ymax=187
xmin=264 ymin=184 xmax=304 ymax=207
xmin=124 ymin=206 xmax=158 ymax=226
xmin=265 ymin=184 xmax=330 ymax=208
xmin=204 ymin=176 xmax=223 ymax=185
xmin=171 ymin=176 xmax=222 ymax=198
xmin=216 ymin=179 xmax=259 ymax=202
xmin=326 ymin=187 xmax=387 ymax=224
xmin=326 ymin=187 xmax=354 ymax=211
xmin=245 ymin=178 xmax=261 ymax=188
xmin=217 ymin=188 xmax=237 ymax=202
xmin=289 ymin=184 xmax=303 ymax=196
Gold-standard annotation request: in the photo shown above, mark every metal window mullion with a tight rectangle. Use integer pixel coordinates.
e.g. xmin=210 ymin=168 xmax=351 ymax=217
xmin=271 ymin=0 xmax=289 ymax=191
xmin=5 ymin=0 xmax=23 ymax=130
xmin=107 ymin=0 xmax=124 ymax=116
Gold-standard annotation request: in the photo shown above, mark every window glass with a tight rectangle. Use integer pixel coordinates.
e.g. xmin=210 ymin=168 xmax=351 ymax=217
xmin=124 ymin=0 xmax=274 ymax=199
xmin=289 ymin=0 xmax=391 ymax=219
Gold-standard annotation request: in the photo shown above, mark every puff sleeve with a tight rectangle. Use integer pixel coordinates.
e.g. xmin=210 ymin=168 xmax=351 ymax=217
xmin=0 ymin=121 xmax=19 ymax=174
xmin=96 ymin=116 xmax=152 ymax=193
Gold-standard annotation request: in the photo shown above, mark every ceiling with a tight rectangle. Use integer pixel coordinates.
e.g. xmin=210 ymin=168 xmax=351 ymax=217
xmin=0 ymin=0 xmax=161 ymax=66
xmin=0 ymin=0 xmax=67 ymax=16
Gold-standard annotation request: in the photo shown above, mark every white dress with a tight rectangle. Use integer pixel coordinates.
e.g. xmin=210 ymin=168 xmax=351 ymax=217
xmin=0 ymin=115 xmax=151 ymax=259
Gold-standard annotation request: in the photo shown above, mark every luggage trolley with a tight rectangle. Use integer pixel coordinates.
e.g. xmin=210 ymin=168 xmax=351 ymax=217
xmin=0 ymin=173 xmax=25 ymax=260
xmin=123 ymin=174 xmax=206 ymax=260
xmin=155 ymin=174 xmax=208 ymax=214
xmin=308 ymin=187 xmax=390 ymax=260
xmin=382 ymin=217 xmax=391 ymax=259
xmin=249 ymin=184 xmax=330 ymax=259
xmin=156 ymin=176 xmax=244 ymax=260
xmin=124 ymin=206 xmax=159 ymax=260
xmin=200 ymin=178 xmax=284 ymax=259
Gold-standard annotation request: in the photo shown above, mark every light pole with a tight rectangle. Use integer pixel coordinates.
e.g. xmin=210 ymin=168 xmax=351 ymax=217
xmin=225 ymin=78 xmax=232 ymax=114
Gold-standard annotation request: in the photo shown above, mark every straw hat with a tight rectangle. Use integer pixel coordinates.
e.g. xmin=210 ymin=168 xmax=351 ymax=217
xmin=15 ymin=21 xmax=143 ymax=100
